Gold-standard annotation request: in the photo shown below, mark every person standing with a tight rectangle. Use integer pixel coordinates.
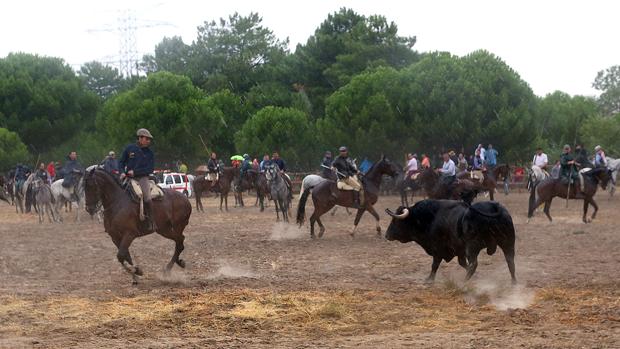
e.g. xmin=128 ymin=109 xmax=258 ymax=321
xmin=486 ymin=144 xmax=498 ymax=169
xmin=119 ymin=128 xmax=157 ymax=232
xmin=321 ymin=151 xmax=333 ymax=178
xmin=47 ymin=161 xmax=56 ymax=181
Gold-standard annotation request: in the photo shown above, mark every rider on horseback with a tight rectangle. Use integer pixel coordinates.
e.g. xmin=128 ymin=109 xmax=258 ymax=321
xmin=119 ymin=128 xmax=157 ymax=233
xmin=321 ymin=151 xmax=333 ymax=178
xmin=272 ymin=151 xmax=293 ymax=197
xmin=333 ymin=146 xmax=364 ymax=207
xmin=61 ymin=151 xmax=83 ymax=200
xmin=14 ymin=163 xmax=30 ymax=194
xmin=237 ymin=154 xmax=252 ymax=189
xmin=560 ymin=144 xmax=584 ymax=198
xmin=532 ymin=147 xmax=549 ymax=174
xmin=438 ymin=151 xmax=457 ymax=195
xmin=36 ymin=162 xmax=51 ymax=184
xmin=207 ymin=151 xmax=219 ymax=182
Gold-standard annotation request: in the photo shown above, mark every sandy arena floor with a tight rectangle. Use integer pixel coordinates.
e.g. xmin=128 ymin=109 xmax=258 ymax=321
xmin=0 ymin=190 xmax=619 ymax=348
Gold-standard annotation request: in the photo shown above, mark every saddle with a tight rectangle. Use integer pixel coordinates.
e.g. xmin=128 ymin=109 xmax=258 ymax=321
xmin=126 ymin=179 xmax=164 ymax=203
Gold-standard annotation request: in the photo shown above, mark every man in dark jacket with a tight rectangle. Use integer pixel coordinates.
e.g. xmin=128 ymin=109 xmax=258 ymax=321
xmin=272 ymin=151 xmax=292 ymax=197
xmin=559 ymin=144 xmax=583 ymax=198
xmin=62 ymin=151 xmax=83 ymax=188
xmin=332 ymin=146 xmax=363 ymax=206
xmin=102 ymin=151 xmax=120 ymax=175
xmin=207 ymin=152 xmax=219 ymax=182
xmin=321 ymin=151 xmax=333 ymax=178
xmin=119 ymin=128 xmax=156 ymax=232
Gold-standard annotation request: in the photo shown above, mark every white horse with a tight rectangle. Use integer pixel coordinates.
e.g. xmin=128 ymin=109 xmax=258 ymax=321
xmin=299 ymin=174 xmax=351 ymax=216
xmin=32 ymin=176 xmax=56 ymax=223
xmin=51 ymin=174 xmax=85 ymax=222
xmin=606 ymin=157 xmax=620 ymax=196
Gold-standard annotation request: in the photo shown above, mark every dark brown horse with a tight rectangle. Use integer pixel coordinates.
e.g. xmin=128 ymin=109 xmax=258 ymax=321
xmin=84 ymin=168 xmax=192 ymax=284
xmin=527 ymin=167 xmax=611 ymax=223
xmin=254 ymin=172 xmax=270 ymax=211
xmin=234 ymin=170 xmax=260 ymax=207
xmin=217 ymin=167 xmax=238 ymax=211
xmin=192 ymin=174 xmax=218 ymax=213
xmin=417 ymin=167 xmax=479 ymax=204
xmin=296 ymin=156 xmax=400 ymax=238
xmin=456 ymin=164 xmax=511 ymax=201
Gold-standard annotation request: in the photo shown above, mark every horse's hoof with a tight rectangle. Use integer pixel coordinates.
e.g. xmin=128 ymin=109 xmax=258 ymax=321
xmin=310 ymin=233 xmax=316 ymax=239
xmin=318 ymin=230 xmax=325 ymax=238
xmin=134 ymin=266 xmax=143 ymax=276
xmin=132 ymin=280 xmax=139 ymax=286
xmin=376 ymin=227 xmax=382 ymax=234
xmin=177 ymin=259 xmax=186 ymax=268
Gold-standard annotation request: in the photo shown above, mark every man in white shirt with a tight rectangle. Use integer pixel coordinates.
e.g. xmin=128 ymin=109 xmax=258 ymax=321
xmin=438 ymin=152 xmax=456 ymax=186
xmin=532 ymin=147 xmax=549 ymax=177
xmin=405 ymin=153 xmax=418 ymax=179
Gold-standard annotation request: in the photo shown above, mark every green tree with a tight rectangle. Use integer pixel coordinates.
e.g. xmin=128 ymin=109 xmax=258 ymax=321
xmin=78 ymin=61 xmax=125 ymax=100
xmin=191 ymin=12 xmax=289 ymax=93
xmin=0 ymin=127 xmax=28 ymax=171
xmin=235 ymin=106 xmax=316 ymax=170
xmin=97 ymin=72 xmax=224 ymax=163
xmin=292 ymin=8 xmax=417 ymax=118
xmin=537 ymin=91 xmax=598 ymax=149
xmin=0 ymin=53 xmax=99 ymax=152
xmin=580 ymin=114 xmax=620 ymax=155
xmin=593 ymin=65 xmax=620 ymax=116
xmin=141 ymin=36 xmax=191 ymax=76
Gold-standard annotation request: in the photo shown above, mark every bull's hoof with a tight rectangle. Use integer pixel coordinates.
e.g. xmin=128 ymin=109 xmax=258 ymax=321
xmin=583 ymin=218 xmax=591 ymax=224
xmin=177 ymin=259 xmax=186 ymax=268
xmin=132 ymin=279 xmax=139 ymax=286
xmin=423 ymin=277 xmax=435 ymax=285
xmin=376 ymin=226 xmax=382 ymax=235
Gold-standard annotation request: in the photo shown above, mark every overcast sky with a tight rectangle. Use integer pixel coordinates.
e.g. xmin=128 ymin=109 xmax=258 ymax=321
xmin=1 ymin=0 xmax=617 ymax=97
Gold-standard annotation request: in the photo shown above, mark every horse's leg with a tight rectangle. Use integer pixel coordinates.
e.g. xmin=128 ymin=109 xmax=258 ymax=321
xmin=543 ymin=199 xmax=553 ymax=222
xmin=366 ymin=205 xmax=382 ymax=235
xmin=350 ymin=208 xmax=367 ymax=237
xmin=330 ymin=206 xmax=338 ymax=216
xmin=489 ymin=185 xmax=494 ymax=201
xmin=165 ymin=234 xmax=186 ymax=271
xmin=274 ymin=198 xmax=280 ymax=222
xmin=590 ymin=197 xmax=599 ymax=221
xmin=117 ymin=233 xmax=141 ymax=284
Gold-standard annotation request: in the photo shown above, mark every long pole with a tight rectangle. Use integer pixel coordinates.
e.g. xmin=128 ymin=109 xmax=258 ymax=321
xmin=566 ymin=164 xmax=573 ymax=208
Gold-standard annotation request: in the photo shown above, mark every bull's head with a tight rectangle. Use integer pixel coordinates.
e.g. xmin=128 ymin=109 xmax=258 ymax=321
xmin=384 ymin=206 xmax=413 ymax=243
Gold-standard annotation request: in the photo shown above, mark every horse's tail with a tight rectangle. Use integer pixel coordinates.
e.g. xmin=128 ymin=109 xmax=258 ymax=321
xmin=296 ymin=186 xmax=312 ymax=226
xmin=527 ymin=181 xmax=538 ymax=218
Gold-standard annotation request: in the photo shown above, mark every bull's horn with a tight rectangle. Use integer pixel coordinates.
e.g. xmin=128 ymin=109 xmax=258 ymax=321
xmin=385 ymin=208 xmax=409 ymax=219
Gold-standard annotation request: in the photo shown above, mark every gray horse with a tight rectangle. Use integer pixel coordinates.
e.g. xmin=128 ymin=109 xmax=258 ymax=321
xmin=51 ymin=173 xmax=85 ymax=223
xmin=265 ymin=164 xmax=290 ymax=222
xmin=32 ymin=177 xmax=56 ymax=223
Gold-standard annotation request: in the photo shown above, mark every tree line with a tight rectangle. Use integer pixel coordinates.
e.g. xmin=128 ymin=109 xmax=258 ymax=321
xmin=0 ymin=8 xmax=618 ymax=172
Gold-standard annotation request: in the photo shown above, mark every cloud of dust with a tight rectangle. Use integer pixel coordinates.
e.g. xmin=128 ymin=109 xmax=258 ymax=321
xmin=268 ymin=222 xmax=306 ymax=240
xmin=444 ymin=263 xmax=535 ymax=311
xmin=207 ymin=259 xmax=258 ymax=279
xmin=156 ymin=269 xmax=189 ymax=285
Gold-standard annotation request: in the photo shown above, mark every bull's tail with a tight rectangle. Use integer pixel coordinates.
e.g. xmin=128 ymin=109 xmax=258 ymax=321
xmin=296 ymin=186 xmax=312 ymax=226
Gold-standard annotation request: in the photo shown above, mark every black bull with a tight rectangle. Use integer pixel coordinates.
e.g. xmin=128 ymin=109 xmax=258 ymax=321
xmin=385 ymin=200 xmax=516 ymax=284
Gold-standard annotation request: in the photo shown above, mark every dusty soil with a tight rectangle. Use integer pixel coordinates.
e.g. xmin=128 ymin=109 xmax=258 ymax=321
xmin=1 ymin=190 xmax=619 ymax=348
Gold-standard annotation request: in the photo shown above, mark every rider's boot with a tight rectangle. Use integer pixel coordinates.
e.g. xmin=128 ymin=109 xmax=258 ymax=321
xmin=143 ymin=201 xmax=157 ymax=233
xmin=573 ymin=182 xmax=585 ymax=199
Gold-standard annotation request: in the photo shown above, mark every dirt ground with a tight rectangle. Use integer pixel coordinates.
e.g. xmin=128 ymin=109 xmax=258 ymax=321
xmin=1 ymin=189 xmax=619 ymax=348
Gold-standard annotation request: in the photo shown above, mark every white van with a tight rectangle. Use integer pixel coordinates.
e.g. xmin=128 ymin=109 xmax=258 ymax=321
xmin=156 ymin=172 xmax=193 ymax=197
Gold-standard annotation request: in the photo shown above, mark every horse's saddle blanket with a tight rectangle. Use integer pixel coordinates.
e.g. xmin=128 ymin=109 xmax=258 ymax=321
xmin=410 ymin=173 xmax=420 ymax=180
xmin=129 ymin=179 xmax=164 ymax=201
xmin=206 ymin=173 xmax=218 ymax=181
xmin=469 ymin=170 xmax=484 ymax=181
xmin=337 ymin=179 xmax=363 ymax=191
